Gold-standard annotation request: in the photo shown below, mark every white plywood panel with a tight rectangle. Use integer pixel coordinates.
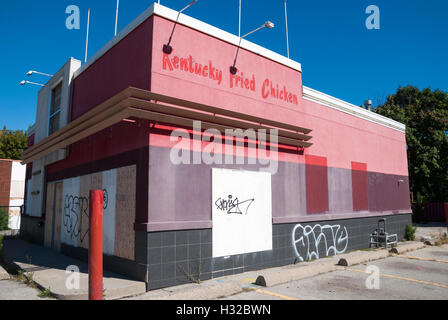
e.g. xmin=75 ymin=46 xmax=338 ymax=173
xmin=102 ymin=169 xmax=117 ymax=256
xmin=212 ymin=169 xmax=272 ymax=258
xmin=8 ymin=215 xmax=21 ymax=230
xmin=61 ymin=177 xmax=81 ymax=247
xmin=9 ymin=181 xmax=25 ymax=198
xmin=10 ymin=162 xmax=26 ymax=181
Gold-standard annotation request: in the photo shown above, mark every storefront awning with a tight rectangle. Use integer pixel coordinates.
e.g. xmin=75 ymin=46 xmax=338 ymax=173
xmin=22 ymin=87 xmax=313 ymax=164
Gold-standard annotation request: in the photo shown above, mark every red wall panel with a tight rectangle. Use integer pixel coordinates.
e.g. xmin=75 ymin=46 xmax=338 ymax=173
xmin=47 ymin=120 xmax=150 ymax=174
xmin=71 ymin=17 xmax=154 ymax=121
xmin=305 ymin=155 xmax=329 ymax=214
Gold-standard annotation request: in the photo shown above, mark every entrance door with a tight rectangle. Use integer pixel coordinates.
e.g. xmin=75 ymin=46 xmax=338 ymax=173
xmin=44 ymin=182 xmax=63 ymax=250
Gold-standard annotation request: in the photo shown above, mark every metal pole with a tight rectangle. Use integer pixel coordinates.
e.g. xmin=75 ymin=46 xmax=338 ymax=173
xmin=284 ymin=0 xmax=290 ymax=58
xmin=241 ymin=24 xmax=265 ymax=38
xmin=115 ymin=0 xmax=119 ymax=36
xmin=29 ymin=71 xmax=53 ymax=77
xmin=238 ymin=0 xmax=241 ymax=37
xmin=85 ymin=9 xmax=91 ymax=63
xmin=22 ymin=81 xmax=45 ymax=87
xmin=180 ymin=0 xmax=199 ymax=14
xmin=89 ymin=190 xmax=103 ymax=301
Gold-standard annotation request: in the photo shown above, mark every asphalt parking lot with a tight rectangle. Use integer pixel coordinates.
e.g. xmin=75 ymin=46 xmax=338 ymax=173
xmin=224 ymin=245 xmax=448 ymax=300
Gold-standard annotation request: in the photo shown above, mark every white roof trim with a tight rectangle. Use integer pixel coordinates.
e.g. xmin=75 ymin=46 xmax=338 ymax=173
xmin=74 ymin=2 xmax=301 ymax=79
xmin=302 ymin=86 xmax=406 ymax=133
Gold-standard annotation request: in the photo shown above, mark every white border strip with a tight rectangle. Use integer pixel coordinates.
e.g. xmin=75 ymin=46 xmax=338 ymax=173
xmin=74 ymin=3 xmax=301 ymax=79
xmin=302 ymin=86 xmax=406 ymax=133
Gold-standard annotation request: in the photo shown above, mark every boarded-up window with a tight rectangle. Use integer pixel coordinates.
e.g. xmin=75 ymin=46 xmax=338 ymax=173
xmin=212 ymin=168 xmax=272 ymax=258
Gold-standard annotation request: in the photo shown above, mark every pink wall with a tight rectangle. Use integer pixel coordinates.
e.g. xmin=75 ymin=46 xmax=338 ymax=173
xmin=151 ymin=16 xmax=303 ymax=128
xmin=149 ymin=15 xmax=408 ymax=177
xmin=54 ymin=13 xmax=408 ymax=178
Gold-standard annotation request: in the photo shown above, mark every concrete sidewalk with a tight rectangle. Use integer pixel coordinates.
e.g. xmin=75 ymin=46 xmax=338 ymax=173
xmin=1 ymin=239 xmax=146 ymax=300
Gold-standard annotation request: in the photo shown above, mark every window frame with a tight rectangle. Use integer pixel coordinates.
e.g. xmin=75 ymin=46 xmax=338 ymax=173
xmin=47 ymin=81 xmax=63 ymax=136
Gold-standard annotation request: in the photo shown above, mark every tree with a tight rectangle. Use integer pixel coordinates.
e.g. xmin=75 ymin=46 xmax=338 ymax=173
xmin=374 ymin=86 xmax=448 ymax=214
xmin=0 ymin=126 xmax=28 ymax=160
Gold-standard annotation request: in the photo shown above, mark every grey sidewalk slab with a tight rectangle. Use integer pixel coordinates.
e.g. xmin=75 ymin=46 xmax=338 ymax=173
xmin=2 ymin=239 xmax=146 ymax=300
xmin=0 ymin=280 xmax=52 ymax=300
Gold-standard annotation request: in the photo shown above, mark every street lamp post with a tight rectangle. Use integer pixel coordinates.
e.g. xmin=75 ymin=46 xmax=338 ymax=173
xmin=27 ymin=70 xmax=53 ymax=77
xmin=20 ymin=80 xmax=45 ymax=87
xmin=230 ymin=21 xmax=275 ymax=75
xmin=163 ymin=0 xmax=201 ymax=54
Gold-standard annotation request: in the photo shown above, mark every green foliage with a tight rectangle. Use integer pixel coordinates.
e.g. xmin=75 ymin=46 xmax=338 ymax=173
xmin=0 ymin=126 xmax=28 ymax=160
xmin=0 ymin=209 xmax=9 ymax=231
xmin=16 ymin=270 xmax=34 ymax=285
xmin=38 ymin=288 xmax=52 ymax=298
xmin=404 ymin=224 xmax=417 ymax=241
xmin=178 ymin=261 xmax=203 ymax=285
xmin=375 ymin=86 xmax=448 ymax=213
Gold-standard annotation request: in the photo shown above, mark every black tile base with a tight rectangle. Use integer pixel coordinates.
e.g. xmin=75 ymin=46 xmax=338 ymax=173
xmin=144 ymin=213 xmax=412 ymax=290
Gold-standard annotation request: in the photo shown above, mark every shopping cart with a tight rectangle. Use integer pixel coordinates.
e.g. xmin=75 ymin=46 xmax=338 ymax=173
xmin=369 ymin=218 xmax=398 ymax=249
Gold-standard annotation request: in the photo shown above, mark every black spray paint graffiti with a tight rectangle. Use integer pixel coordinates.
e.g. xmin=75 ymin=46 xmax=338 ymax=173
xmin=215 ymin=195 xmax=255 ymax=215
xmin=62 ymin=189 xmax=109 ymax=242
xmin=292 ymin=224 xmax=349 ymax=262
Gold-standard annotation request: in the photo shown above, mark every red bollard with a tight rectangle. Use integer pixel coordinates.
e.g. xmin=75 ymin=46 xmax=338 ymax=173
xmin=89 ymin=190 xmax=103 ymax=301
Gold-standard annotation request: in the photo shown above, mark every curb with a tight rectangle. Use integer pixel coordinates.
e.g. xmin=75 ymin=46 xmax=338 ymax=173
xmin=140 ymin=282 xmax=243 ymax=300
xmin=255 ymin=263 xmax=335 ymax=287
xmin=337 ymin=250 xmax=389 ymax=267
xmin=389 ymin=242 xmax=425 ymax=254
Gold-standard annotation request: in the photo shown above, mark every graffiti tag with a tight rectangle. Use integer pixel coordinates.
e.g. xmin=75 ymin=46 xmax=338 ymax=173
xmin=62 ymin=189 xmax=109 ymax=242
xmin=292 ymin=224 xmax=349 ymax=262
xmin=215 ymin=195 xmax=255 ymax=215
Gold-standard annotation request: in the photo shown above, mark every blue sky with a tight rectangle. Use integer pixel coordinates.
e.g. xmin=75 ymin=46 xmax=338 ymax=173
xmin=0 ymin=0 xmax=447 ymax=131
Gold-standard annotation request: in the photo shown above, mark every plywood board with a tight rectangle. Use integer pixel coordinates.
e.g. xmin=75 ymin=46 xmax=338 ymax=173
xmin=114 ymin=165 xmax=136 ymax=261
xmin=56 ymin=166 xmax=136 ymax=260
xmin=61 ymin=177 xmax=81 ymax=248
xmin=78 ymin=175 xmax=92 ymax=249
xmin=44 ymin=183 xmax=55 ymax=248
xmin=54 ymin=182 xmax=63 ymax=251
xmin=102 ymin=169 xmax=117 ymax=256
xmin=212 ymin=168 xmax=272 ymax=258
